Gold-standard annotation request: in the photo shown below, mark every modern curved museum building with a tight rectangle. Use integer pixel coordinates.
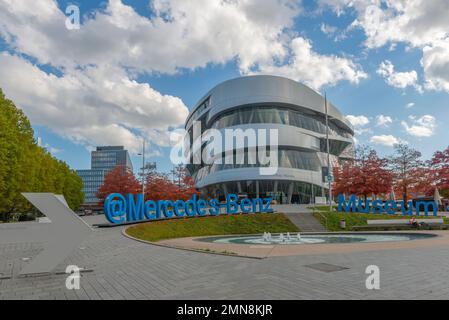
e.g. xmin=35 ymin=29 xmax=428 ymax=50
xmin=185 ymin=75 xmax=354 ymax=204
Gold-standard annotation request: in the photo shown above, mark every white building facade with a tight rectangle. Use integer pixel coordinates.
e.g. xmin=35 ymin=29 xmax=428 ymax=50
xmin=185 ymin=75 xmax=354 ymax=204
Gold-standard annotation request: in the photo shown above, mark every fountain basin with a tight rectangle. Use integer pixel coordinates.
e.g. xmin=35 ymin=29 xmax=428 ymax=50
xmin=196 ymin=232 xmax=437 ymax=245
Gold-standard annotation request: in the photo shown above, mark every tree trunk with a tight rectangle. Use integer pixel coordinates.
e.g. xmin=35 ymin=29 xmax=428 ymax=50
xmin=403 ymin=185 xmax=408 ymax=210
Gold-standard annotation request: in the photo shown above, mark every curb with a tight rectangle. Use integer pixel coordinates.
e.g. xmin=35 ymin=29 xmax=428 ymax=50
xmin=121 ymin=226 xmax=265 ymax=260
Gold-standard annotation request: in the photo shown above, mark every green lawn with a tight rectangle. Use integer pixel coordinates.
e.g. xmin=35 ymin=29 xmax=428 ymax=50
xmin=125 ymin=213 xmax=299 ymax=242
xmin=312 ymin=206 xmax=446 ymax=231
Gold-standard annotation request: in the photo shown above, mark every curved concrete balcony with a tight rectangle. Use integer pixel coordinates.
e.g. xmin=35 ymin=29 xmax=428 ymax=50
xmin=187 ymin=123 xmax=352 ymax=164
xmin=196 ymin=167 xmax=325 ymax=189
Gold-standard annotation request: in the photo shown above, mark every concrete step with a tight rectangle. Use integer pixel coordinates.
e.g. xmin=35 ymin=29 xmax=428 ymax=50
xmin=284 ymin=211 xmax=327 ymax=232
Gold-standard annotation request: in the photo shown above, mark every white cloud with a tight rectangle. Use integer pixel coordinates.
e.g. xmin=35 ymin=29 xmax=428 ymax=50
xmin=0 ymin=0 xmax=299 ymax=73
xmin=0 ymin=0 xmax=370 ymax=152
xmin=320 ymin=0 xmax=449 ymax=49
xmin=37 ymin=137 xmax=62 ymax=154
xmin=401 ymin=114 xmax=436 ymax=137
xmin=370 ymin=134 xmax=402 ymax=147
xmin=345 ymin=115 xmax=370 ymax=127
xmin=376 ymin=60 xmax=421 ymax=91
xmin=320 ymin=0 xmax=449 ymax=93
xmin=320 ymin=23 xmax=347 ymax=41
xmin=252 ymin=37 xmax=367 ymax=90
xmin=406 ymin=102 xmax=415 ymax=109
xmin=320 ymin=23 xmax=337 ymax=35
xmin=345 ymin=115 xmax=371 ymax=135
xmin=0 ymin=52 xmax=188 ymax=153
xmin=421 ymin=40 xmax=449 ymax=92
xmin=376 ymin=115 xmax=393 ymax=127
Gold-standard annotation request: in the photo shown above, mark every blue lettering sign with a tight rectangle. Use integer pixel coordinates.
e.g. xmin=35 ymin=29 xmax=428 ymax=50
xmin=104 ymin=193 xmax=127 ymax=224
xmin=103 ymin=193 xmax=274 ymax=224
xmin=337 ymin=194 xmax=439 ymax=216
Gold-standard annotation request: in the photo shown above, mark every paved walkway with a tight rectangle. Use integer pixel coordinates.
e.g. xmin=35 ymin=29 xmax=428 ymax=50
xmin=156 ymin=230 xmax=449 ymax=258
xmin=1 ymin=216 xmax=449 ymax=299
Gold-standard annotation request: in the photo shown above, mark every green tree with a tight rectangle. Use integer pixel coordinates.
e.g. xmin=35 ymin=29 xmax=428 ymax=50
xmin=0 ymin=88 xmax=84 ymax=221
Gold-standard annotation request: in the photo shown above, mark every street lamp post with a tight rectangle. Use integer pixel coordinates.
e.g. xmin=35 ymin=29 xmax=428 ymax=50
xmin=170 ymin=166 xmax=176 ymax=184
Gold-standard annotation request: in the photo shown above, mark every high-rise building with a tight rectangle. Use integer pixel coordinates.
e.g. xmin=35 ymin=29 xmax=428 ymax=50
xmin=76 ymin=169 xmax=107 ymax=205
xmin=91 ymin=146 xmax=133 ymax=171
xmin=77 ymin=146 xmax=133 ymax=207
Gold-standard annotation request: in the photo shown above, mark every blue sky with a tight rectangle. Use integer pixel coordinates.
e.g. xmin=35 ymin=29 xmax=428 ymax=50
xmin=0 ymin=0 xmax=448 ymax=173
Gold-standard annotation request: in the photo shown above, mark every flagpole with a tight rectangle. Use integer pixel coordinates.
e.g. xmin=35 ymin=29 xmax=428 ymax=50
xmin=325 ymin=93 xmax=332 ymax=211
xmin=142 ymin=139 xmax=145 ymax=200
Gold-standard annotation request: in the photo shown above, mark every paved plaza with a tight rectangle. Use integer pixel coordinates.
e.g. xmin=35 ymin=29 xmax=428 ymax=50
xmin=1 ymin=215 xmax=449 ymax=300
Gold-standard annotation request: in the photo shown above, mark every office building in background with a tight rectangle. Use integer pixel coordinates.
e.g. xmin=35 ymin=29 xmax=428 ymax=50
xmin=77 ymin=146 xmax=133 ymax=209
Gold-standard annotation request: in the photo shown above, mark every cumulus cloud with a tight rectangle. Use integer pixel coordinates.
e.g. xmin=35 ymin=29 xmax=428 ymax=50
xmin=252 ymin=37 xmax=367 ymax=90
xmin=422 ymin=40 xmax=449 ymax=92
xmin=320 ymin=0 xmax=449 ymax=93
xmin=0 ymin=0 xmax=369 ymax=152
xmin=406 ymin=102 xmax=415 ymax=109
xmin=0 ymin=52 xmax=188 ymax=153
xmin=345 ymin=115 xmax=370 ymax=127
xmin=0 ymin=0 xmax=300 ymax=74
xmin=376 ymin=115 xmax=393 ymax=127
xmin=345 ymin=115 xmax=371 ymax=135
xmin=401 ymin=115 xmax=437 ymax=137
xmin=376 ymin=60 xmax=421 ymax=91
xmin=370 ymin=134 xmax=402 ymax=147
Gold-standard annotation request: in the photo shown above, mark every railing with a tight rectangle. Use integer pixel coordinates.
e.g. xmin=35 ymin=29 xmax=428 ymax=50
xmin=318 ymin=212 xmax=328 ymax=230
xmin=310 ymin=206 xmax=329 ymax=231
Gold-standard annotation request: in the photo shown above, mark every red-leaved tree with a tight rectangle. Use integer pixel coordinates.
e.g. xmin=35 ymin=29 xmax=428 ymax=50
xmin=430 ymin=146 xmax=449 ymax=195
xmin=333 ymin=146 xmax=392 ymax=199
xmin=144 ymin=169 xmax=198 ymax=201
xmin=333 ymin=161 xmax=361 ymax=196
xmin=96 ymin=165 xmax=142 ymax=205
xmin=176 ymin=175 xmax=199 ymax=201
xmin=145 ymin=173 xmax=177 ymax=201
xmin=407 ymin=166 xmax=436 ymax=197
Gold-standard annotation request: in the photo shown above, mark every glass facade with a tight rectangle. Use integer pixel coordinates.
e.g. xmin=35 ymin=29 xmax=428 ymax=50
xmin=205 ymin=180 xmax=328 ymax=204
xmin=193 ymin=148 xmax=321 ymax=182
xmin=92 ymin=146 xmax=133 ymax=171
xmin=77 ymin=146 xmax=133 ymax=205
xmin=76 ymin=169 xmax=106 ymax=204
xmin=187 ymin=103 xmax=355 ymax=204
xmin=211 ymin=106 xmax=353 ymax=139
xmin=186 ymin=77 xmax=354 ymax=204
xmin=320 ymin=139 xmax=352 ymax=157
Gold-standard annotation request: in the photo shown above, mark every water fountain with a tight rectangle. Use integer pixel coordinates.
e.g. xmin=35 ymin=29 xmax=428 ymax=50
xmin=201 ymin=232 xmax=436 ymax=246
xmin=261 ymin=232 xmax=304 ymax=244
xmin=262 ymin=232 xmax=270 ymax=242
